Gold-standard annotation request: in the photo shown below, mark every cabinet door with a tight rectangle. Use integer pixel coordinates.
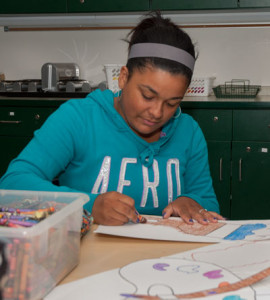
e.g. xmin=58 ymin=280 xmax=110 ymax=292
xmin=0 ymin=137 xmax=31 ymax=177
xmin=0 ymin=107 xmax=56 ymax=137
xmin=231 ymin=141 xmax=270 ymax=220
xmin=182 ymin=109 xmax=233 ymax=141
xmin=67 ymin=0 xmax=149 ymax=12
xmin=0 ymin=0 xmax=67 ymax=14
xmin=233 ymin=109 xmax=270 ymax=142
xmin=239 ymin=0 xmax=270 ymax=8
xmin=152 ymin=0 xmax=238 ymax=10
xmin=207 ymin=141 xmax=231 ymax=219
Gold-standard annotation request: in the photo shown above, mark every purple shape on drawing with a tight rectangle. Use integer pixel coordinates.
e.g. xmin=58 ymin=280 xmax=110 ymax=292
xmin=153 ymin=263 xmax=170 ymax=271
xmin=203 ymin=269 xmax=223 ymax=279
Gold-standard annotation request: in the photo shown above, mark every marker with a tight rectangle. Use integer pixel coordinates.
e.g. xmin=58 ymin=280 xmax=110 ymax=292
xmin=135 ymin=210 xmax=147 ymax=224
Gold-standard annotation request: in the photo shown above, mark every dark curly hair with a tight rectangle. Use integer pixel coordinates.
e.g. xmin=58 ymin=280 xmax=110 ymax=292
xmin=125 ymin=11 xmax=196 ymax=84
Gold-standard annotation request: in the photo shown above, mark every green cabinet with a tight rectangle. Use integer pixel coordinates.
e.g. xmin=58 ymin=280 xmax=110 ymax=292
xmin=0 ymin=136 xmax=30 ymax=177
xmin=152 ymin=0 xmax=238 ymax=10
xmin=182 ymin=104 xmax=270 ymax=220
xmin=0 ymin=101 xmax=60 ymax=177
xmin=207 ymin=141 xmax=231 ymax=219
xmin=239 ymin=0 xmax=270 ymax=8
xmin=182 ymin=108 xmax=232 ymax=219
xmin=0 ymin=0 xmax=67 ymax=14
xmin=231 ymin=141 xmax=270 ymax=219
xmin=67 ymin=0 xmax=149 ymax=12
xmin=231 ymin=109 xmax=270 ymax=219
xmin=1 ymin=0 xmax=269 ymax=15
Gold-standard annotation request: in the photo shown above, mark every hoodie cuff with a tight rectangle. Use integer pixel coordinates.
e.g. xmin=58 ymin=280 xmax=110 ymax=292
xmin=83 ymin=193 xmax=99 ymax=213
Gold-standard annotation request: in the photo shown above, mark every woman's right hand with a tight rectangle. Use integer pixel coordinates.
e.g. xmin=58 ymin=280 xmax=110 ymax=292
xmin=92 ymin=191 xmax=138 ymax=225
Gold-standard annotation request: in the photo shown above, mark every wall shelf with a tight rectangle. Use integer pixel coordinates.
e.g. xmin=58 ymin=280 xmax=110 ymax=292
xmin=2 ymin=9 xmax=270 ymax=30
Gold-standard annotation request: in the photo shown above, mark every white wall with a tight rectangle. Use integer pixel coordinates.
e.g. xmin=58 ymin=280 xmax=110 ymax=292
xmin=0 ymin=25 xmax=270 ymax=86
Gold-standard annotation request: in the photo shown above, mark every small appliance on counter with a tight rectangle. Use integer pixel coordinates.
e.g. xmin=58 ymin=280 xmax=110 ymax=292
xmin=0 ymin=72 xmax=5 ymax=81
xmin=0 ymin=63 xmax=92 ymax=98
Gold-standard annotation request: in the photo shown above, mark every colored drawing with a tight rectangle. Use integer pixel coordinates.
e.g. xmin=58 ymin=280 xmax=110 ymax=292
xmin=146 ymin=216 xmax=225 ymax=236
xmin=118 ymin=257 xmax=255 ymax=299
xmin=224 ymin=224 xmax=267 ymax=241
xmin=95 ymin=216 xmax=270 ymax=243
xmin=120 ymin=264 xmax=270 ymax=299
xmin=44 ymin=240 xmax=270 ymax=300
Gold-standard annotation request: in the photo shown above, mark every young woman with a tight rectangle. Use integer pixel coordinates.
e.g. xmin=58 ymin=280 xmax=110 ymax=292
xmin=0 ymin=12 xmax=223 ymax=225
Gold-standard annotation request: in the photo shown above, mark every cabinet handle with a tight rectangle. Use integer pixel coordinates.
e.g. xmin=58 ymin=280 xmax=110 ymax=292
xmin=239 ymin=158 xmax=242 ymax=182
xmin=219 ymin=158 xmax=223 ymax=181
xmin=0 ymin=120 xmax=22 ymax=124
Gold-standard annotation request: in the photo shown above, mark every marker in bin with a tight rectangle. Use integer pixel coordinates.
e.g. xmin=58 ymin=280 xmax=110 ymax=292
xmin=135 ymin=210 xmax=147 ymax=224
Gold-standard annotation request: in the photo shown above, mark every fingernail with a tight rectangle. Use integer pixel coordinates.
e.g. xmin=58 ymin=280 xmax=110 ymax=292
xmin=213 ymin=217 xmax=217 ymax=220
xmin=189 ymin=219 xmax=193 ymax=222
xmin=203 ymin=219 xmax=208 ymax=222
xmin=162 ymin=212 xmax=166 ymax=218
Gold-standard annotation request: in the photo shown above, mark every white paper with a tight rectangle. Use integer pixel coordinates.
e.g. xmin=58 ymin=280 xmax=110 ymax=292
xmin=45 ymin=240 xmax=270 ymax=300
xmin=95 ymin=215 xmax=270 ymax=243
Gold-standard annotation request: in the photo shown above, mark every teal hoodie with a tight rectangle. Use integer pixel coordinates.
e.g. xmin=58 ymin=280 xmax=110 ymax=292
xmin=0 ymin=89 xmax=219 ymax=215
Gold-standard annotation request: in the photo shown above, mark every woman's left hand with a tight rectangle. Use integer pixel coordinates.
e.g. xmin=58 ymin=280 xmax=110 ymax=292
xmin=162 ymin=196 xmax=225 ymax=225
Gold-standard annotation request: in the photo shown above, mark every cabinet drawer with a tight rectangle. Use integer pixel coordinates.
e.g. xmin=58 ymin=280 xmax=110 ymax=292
xmin=0 ymin=107 xmax=56 ymax=136
xmin=67 ymin=0 xmax=149 ymax=12
xmin=239 ymin=0 xmax=270 ymax=8
xmin=233 ymin=110 xmax=270 ymax=141
xmin=182 ymin=109 xmax=233 ymax=140
xmin=152 ymin=0 xmax=238 ymax=10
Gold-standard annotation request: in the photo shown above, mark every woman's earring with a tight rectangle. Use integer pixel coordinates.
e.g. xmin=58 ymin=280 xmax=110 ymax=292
xmin=117 ymin=89 xmax=122 ymax=101
xmin=173 ymin=107 xmax=181 ymax=119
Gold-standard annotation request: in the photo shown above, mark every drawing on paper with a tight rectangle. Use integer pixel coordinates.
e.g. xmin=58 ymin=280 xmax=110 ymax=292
xmin=118 ymin=257 xmax=268 ymax=299
xmin=146 ymin=216 xmax=225 ymax=236
xmin=223 ymin=224 xmax=267 ymax=240
xmin=44 ymin=240 xmax=270 ymax=300
xmin=95 ymin=216 xmax=270 ymax=243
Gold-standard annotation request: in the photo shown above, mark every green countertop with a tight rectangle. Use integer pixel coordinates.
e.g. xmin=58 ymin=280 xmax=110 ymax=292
xmin=181 ymin=95 xmax=270 ymax=109
xmin=1 ymin=95 xmax=270 ymax=109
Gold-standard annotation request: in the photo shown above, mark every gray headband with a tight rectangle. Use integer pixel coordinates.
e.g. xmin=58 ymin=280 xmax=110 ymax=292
xmin=128 ymin=43 xmax=195 ymax=72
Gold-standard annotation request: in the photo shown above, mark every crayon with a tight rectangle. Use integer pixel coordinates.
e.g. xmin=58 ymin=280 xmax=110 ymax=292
xmin=135 ymin=210 xmax=147 ymax=223
xmin=18 ymin=243 xmax=30 ymax=300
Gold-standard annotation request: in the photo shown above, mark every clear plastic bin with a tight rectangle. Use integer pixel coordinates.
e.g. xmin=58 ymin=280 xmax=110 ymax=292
xmin=0 ymin=190 xmax=89 ymax=300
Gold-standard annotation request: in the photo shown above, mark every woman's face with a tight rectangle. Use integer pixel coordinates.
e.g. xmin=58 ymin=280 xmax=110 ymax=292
xmin=115 ymin=65 xmax=189 ymax=143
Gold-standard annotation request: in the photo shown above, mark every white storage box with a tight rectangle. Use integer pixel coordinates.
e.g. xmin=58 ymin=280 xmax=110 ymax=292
xmin=104 ymin=64 xmax=123 ymax=93
xmin=0 ymin=190 xmax=89 ymax=300
xmin=185 ymin=77 xmax=215 ymax=96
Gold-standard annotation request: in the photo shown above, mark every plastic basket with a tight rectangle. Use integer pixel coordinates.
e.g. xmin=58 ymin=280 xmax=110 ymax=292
xmin=213 ymin=79 xmax=261 ymax=99
xmin=185 ymin=77 xmax=215 ymax=96
xmin=104 ymin=64 xmax=123 ymax=94
xmin=0 ymin=190 xmax=89 ymax=300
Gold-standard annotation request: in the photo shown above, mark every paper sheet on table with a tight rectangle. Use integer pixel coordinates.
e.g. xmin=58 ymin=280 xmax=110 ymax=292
xmin=45 ymin=240 xmax=270 ymax=300
xmin=95 ymin=215 xmax=270 ymax=243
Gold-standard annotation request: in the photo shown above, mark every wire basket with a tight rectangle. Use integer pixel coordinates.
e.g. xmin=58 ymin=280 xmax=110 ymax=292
xmin=213 ymin=79 xmax=261 ymax=99
xmin=185 ymin=77 xmax=215 ymax=96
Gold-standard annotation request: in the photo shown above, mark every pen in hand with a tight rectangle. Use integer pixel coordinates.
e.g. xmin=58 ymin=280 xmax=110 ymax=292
xmin=135 ymin=210 xmax=147 ymax=224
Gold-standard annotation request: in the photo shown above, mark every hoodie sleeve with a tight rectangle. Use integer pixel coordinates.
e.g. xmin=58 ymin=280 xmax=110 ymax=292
xmin=0 ymin=99 xmax=98 ymax=212
xmin=178 ymin=121 xmax=220 ymax=213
